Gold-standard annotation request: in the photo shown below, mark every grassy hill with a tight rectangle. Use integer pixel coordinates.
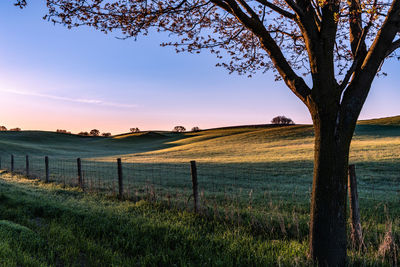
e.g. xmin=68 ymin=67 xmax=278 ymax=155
xmin=1 ymin=118 xmax=400 ymax=163
xmin=358 ymin=115 xmax=400 ymax=125
xmin=0 ymin=130 xmax=181 ymax=158
xmin=0 ymin=116 xmax=399 ymax=265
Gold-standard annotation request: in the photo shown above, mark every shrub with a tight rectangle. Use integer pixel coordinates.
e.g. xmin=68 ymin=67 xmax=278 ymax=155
xmin=102 ymin=132 xmax=111 ymax=137
xmin=191 ymin=126 xmax=200 ymax=132
xmin=130 ymin=127 xmax=140 ymax=133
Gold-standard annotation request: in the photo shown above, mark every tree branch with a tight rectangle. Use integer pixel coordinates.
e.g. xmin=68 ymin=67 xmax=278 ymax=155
xmin=283 ymin=0 xmax=305 ymax=17
xmin=385 ymin=38 xmax=400 ymax=57
xmin=255 ymin=0 xmax=295 ymax=19
xmin=349 ymin=0 xmax=365 ymax=56
xmin=358 ymin=0 xmax=400 ymax=84
xmin=339 ymin=23 xmax=372 ymax=91
xmin=210 ymin=0 xmax=311 ymax=103
xmin=236 ymin=0 xmax=260 ymax=19
xmin=341 ymin=0 xmax=400 ymax=125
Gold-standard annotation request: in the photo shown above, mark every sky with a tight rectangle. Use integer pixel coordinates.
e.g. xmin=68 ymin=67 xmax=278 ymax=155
xmin=0 ymin=2 xmax=400 ymax=134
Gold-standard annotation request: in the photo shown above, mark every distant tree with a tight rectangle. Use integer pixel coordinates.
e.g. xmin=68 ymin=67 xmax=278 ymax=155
xmin=271 ymin=116 xmax=295 ymax=125
xmin=90 ymin=129 xmax=100 ymax=136
xmin=173 ymin=126 xmax=186 ymax=133
xmin=78 ymin=131 xmax=89 ymax=136
xmin=56 ymin=129 xmax=71 ymax=134
xmin=0 ymin=126 xmax=7 ymax=131
xmin=191 ymin=127 xmax=200 ymax=132
xmin=102 ymin=132 xmax=111 ymax=137
xmin=130 ymin=127 xmax=140 ymax=133
xmin=9 ymin=128 xmax=21 ymax=131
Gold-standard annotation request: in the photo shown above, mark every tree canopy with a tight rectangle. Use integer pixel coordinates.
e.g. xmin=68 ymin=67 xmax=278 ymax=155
xmin=271 ymin=115 xmax=295 ymax=125
xmin=15 ymin=0 xmax=399 ymax=81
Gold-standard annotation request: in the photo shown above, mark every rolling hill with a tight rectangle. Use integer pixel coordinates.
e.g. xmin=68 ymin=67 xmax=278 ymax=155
xmin=0 ymin=115 xmax=399 ymax=164
xmin=358 ymin=115 xmax=400 ymax=125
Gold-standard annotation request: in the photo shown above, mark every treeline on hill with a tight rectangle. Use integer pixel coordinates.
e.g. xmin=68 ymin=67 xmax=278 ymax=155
xmin=0 ymin=126 xmax=21 ymax=131
xmin=1 ymin=116 xmax=294 ymax=137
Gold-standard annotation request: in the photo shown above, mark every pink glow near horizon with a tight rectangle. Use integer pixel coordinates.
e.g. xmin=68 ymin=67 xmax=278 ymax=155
xmin=1 ymin=2 xmax=399 ymax=134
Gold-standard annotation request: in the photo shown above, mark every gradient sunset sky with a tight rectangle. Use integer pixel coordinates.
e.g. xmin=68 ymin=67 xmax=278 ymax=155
xmin=1 ymin=2 xmax=400 ymax=134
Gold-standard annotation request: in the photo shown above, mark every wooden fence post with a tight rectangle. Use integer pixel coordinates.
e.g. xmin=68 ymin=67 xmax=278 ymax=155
xmin=117 ymin=158 xmax=123 ymax=199
xmin=11 ymin=154 xmax=14 ymax=173
xmin=190 ymin=161 xmax=200 ymax=213
xmin=77 ymin=158 xmax=83 ymax=189
xmin=26 ymin=155 xmax=29 ymax=177
xmin=45 ymin=156 xmax=49 ymax=183
xmin=348 ymin=164 xmax=363 ymax=248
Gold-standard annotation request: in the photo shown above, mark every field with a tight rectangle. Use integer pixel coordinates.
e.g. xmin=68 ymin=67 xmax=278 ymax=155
xmin=0 ymin=117 xmax=399 ymax=265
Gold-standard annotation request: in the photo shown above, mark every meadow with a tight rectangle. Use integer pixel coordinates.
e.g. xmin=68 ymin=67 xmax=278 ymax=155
xmin=0 ymin=117 xmax=399 ymax=265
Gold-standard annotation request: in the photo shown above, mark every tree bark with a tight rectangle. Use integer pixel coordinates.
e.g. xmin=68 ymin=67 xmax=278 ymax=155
xmin=308 ymin=109 xmax=355 ymax=266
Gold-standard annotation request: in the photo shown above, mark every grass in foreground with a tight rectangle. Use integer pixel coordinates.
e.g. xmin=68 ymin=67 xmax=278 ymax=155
xmin=0 ymin=172 xmax=398 ymax=266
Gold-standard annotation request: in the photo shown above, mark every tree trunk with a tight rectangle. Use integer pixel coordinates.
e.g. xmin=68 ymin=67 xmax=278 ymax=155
xmin=309 ymin=112 xmax=355 ymax=266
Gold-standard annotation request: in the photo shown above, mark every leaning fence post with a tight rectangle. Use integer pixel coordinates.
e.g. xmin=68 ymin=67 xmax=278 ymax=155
xmin=348 ymin=164 xmax=363 ymax=248
xmin=77 ymin=158 xmax=83 ymax=189
xmin=117 ymin=158 xmax=123 ymax=199
xmin=26 ymin=155 xmax=30 ymax=177
xmin=190 ymin=161 xmax=200 ymax=213
xmin=45 ymin=156 xmax=49 ymax=183
xmin=11 ymin=154 xmax=14 ymax=173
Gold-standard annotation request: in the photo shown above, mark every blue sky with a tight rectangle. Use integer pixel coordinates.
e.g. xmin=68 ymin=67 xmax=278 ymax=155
xmin=0 ymin=1 xmax=399 ymax=134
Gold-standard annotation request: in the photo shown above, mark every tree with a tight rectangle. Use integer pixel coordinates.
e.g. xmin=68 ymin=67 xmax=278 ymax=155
xmin=173 ymin=126 xmax=186 ymax=132
xmin=18 ymin=0 xmax=400 ymax=264
xmin=78 ymin=131 xmax=89 ymax=136
xmin=271 ymin=116 xmax=295 ymax=125
xmin=0 ymin=126 xmax=7 ymax=131
xmin=9 ymin=128 xmax=21 ymax=132
xmin=56 ymin=129 xmax=71 ymax=134
xmin=130 ymin=127 xmax=140 ymax=133
xmin=90 ymin=129 xmax=100 ymax=136
xmin=191 ymin=126 xmax=201 ymax=132
xmin=102 ymin=132 xmax=112 ymax=137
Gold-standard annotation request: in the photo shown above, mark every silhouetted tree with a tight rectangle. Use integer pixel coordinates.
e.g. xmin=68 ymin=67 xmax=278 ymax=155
xmin=56 ymin=129 xmax=71 ymax=134
xmin=130 ymin=127 xmax=140 ymax=133
xmin=18 ymin=0 xmax=400 ymax=264
xmin=271 ymin=116 xmax=295 ymax=125
xmin=173 ymin=126 xmax=186 ymax=133
xmin=0 ymin=126 xmax=7 ymax=131
xmin=90 ymin=129 xmax=100 ymax=136
xmin=191 ymin=126 xmax=200 ymax=132
xmin=102 ymin=132 xmax=112 ymax=137
xmin=9 ymin=128 xmax=21 ymax=132
xmin=78 ymin=132 xmax=89 ymax=136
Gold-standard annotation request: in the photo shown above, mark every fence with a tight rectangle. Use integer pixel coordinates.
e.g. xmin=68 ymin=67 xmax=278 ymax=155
xmin=0 ymin=154 xmax=399 ymax=219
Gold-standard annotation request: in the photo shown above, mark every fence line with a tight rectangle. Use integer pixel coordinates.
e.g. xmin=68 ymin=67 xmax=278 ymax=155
xmin=0 ymin=153 xmax=399 ymax=218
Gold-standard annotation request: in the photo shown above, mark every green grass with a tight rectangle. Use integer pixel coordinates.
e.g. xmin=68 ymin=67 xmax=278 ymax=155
xmin=0 ymin=173 xmax=397 ymax=266
xmin=0 ymin=116 xmax=399 ymax=265
xmin=0 ymin=174 xmax=314 ymax=266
